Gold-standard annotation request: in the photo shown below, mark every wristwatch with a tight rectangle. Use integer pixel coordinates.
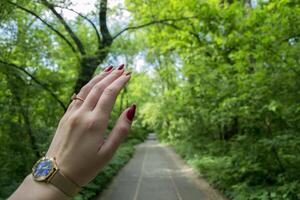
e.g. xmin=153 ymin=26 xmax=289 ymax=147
xmin=32 ymin=156 xmax=81 ymax=197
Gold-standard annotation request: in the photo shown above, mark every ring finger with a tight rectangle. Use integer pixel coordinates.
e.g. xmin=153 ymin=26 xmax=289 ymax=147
xmin=68 ymin=65 xmax=114 ymax=112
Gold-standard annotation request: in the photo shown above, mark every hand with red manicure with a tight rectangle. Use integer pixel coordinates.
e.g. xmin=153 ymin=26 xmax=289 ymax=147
xmin=9 ymin=64 xmax=136 ymax=200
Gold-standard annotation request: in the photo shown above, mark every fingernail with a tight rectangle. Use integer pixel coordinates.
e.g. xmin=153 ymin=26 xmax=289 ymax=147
xmin=104 ymin=65 xmax=113 ymax=72
xmin=125 ymin=71 xmax=132 ymax=76
xmin=117 ymin=64 xmax=125 ymax=70
xmin=126 ymin=104 xmax=136 ymax=121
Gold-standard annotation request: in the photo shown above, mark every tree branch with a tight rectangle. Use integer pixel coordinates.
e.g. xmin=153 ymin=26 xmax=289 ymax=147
xmin=7 ymin=1 xmax=76 ymax=53
xmin=112 ymin=17 xmax=198 ymax=40
xmin=0 ymin=60 xmax=67 ymax=111
xmin=99 ymin=0 xmax=112 ymax=47
xmin=41 ymin=0 xmax=86 ymax=55
xmin=281 ymin=34 xmax=300 ymax=44
xmin=6 ymin=73 xmax=41 ymax=158
xmin=160 ymin=21 xmax=202 ymax=44
xmin=53 ymin=5 xmax=101 ymax=46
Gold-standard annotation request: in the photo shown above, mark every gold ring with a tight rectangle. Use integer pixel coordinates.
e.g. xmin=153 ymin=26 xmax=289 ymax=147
xmin=71 ymin=93 xmax=85 ymax=102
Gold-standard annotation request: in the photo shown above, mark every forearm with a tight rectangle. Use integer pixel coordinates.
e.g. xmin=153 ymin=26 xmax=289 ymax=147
xmin=8 ymin=174 xmax=70 ymax=200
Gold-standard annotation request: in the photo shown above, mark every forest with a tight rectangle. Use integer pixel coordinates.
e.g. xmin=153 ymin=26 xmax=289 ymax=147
xmin=0 ymin=0 xmax=300 ymax=199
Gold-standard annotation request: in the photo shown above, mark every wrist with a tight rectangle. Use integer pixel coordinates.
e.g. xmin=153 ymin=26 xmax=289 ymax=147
xmin=9 ymin=174 xmax=70 ymax=200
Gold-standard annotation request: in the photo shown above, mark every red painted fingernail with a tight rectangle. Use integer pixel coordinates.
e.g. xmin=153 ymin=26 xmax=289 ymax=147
xmin=117 ymin=64 xmax=125 ymax=70
xmin=126 ymin=104 xmax=136 ymax=121
xmin=104 ymin=65 xmax=113 ymax=72
xmin=125 ymin=72 xmax=132 ymax=76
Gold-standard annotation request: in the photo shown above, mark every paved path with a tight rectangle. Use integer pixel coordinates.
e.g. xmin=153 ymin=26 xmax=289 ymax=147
xmin=97 ymin=134 xmax=225 ymax=200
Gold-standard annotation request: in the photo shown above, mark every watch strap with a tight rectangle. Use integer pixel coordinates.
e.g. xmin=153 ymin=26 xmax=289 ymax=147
xmin=49 ymin=169 xmax=81 ymax=197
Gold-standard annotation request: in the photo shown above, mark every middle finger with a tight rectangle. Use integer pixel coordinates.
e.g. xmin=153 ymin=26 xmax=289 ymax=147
xmin=81 ymin=64 xmax=125 ymax=111
xmin=69 ymin=65 xmax=114 ymax=111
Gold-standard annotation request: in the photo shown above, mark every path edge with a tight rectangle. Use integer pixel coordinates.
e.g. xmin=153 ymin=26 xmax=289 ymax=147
xmin=162 ymin=144 xmax=228 ymax=200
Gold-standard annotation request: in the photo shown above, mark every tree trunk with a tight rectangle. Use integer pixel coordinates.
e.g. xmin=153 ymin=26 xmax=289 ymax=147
xmin=6 ymin=73 xmax=41 ymax=159
xmin=73 ymin=50 xmax=110 ymax=93
xmin=265 ymin=117 xmax=285 ymax=173
xmin=224 ymin=117 xmax=239 ymax=140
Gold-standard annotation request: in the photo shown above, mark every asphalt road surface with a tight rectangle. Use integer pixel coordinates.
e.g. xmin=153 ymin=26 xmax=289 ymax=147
xmin=97 ymin=134 xmax=225 ymax=200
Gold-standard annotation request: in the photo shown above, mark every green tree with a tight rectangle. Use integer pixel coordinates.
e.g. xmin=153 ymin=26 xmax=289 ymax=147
xmin=129 ymin=0 xmax=300 ymax=199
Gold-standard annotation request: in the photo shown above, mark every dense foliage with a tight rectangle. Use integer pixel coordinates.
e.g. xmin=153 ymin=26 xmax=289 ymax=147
xmin=127 ymin=0 xmax=300 ymax=199
xmin=0 ymin=0 xmax=299 ymax=199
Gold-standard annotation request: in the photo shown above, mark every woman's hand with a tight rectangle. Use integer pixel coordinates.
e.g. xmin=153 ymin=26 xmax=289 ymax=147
xmin=47 ymin=64 xmax=135 ymax=186
xmin=9 ymin=64 xmax=136 ymax=200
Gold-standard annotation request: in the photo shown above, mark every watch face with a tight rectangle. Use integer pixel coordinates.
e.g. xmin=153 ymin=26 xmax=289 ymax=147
xmin=32 ymin=157 xmax=55 ymax=181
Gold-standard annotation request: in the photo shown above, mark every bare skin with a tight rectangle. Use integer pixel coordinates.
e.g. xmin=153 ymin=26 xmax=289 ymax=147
xmin=9 ymin=64 xmax=136 ymax=200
